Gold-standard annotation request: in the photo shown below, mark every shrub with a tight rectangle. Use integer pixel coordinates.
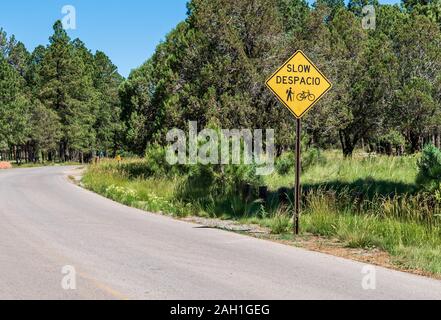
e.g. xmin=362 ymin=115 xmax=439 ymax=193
xmin=303 ymin=147 xmax=326 ymax=171
xmin=417 ymin=144 xmax=441 ymax=190
xmin=144 ymin=144 xmax=188 ymax=178
xmin=276 ymin=152 xmax=294 ymax=175
xmin=145 ymin=144 xmax=170 ymax=177
xmin=119 ymin=161 xmax=152 ymax=179
xmin=176 ymin=163 xmax=217 ymax=201
xmin=223 ymin=162 xmax=263 ymax=189
xmin=382 ymin=130 xmax=406 ymax=147
xmin=276 ymin=148 xmax=326 ymax=176
xmin=176 ymin=162 xmax=264 ymax=202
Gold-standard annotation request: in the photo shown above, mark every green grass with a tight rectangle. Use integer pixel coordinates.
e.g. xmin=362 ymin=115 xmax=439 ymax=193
xmin=266 ymin=151 xmax=418 ymax=196
xmin=82 ymin=151 xmax=441 ymax=276
xmin=82 ymin=162 xmax=207 ymax=218
xmin=302 ymin=209 xmax=441 ymax=274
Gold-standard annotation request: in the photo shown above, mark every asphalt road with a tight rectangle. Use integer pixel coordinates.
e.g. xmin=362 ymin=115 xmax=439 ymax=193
xmin=1 ymin=166 xmax=441 ymax=300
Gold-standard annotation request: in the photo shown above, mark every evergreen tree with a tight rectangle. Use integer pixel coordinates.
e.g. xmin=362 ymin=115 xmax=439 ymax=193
xmin=0 ymin=57 xmax=31 ymax=159
xmin=38 ymin=21 xmax=96 ymax=161
xmin=393 ymin=14 xmax=441 ymax=152
xmin=93 ymin=51 xmax=123 ymax=155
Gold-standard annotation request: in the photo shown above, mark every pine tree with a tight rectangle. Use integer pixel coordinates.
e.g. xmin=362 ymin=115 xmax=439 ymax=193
xmin=38 ymin=21 xmax=96 ymax=161
xmin=0 ymin=57 xmax=31 ymax=160
xmin=93 ymin=51 xmax=123 ymax=155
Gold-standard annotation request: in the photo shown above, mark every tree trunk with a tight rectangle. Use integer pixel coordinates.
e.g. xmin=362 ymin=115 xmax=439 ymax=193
xmin=339 ymin=130 xmax=356 ymax=158
xmin=409 ymin=131 xmax=421 ymax=154
xmin=436 ymin=127 xmax=441 ymax=149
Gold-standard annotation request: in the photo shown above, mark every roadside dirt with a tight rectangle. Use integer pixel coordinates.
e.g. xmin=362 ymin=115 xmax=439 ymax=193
xmin=288 ymin=235 xmax=440 ymax=280
xmin=182 ymin=216 xmax=268 ymax=234
xmin=66 ymin=166 xmax=86 ymax=185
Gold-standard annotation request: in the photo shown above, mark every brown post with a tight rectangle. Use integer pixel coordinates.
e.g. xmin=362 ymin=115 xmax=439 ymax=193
xmin=295 ymin=118 xmax=302 ymax=235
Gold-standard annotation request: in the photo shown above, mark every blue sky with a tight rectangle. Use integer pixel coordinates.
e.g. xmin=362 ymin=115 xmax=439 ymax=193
xmin=0 ymin=0 xmax=188 ymax=77
xmin=0 ymin=0 xmax=400 ymax=78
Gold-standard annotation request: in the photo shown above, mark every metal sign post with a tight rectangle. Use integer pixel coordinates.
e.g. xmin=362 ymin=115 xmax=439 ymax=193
xmin=265 ymin=50 xmax=332 ymax=236
xmin=295 ymin=118 xmax=301 ymax=235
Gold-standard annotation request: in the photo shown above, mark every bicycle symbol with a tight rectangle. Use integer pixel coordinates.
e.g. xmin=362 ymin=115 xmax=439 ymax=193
xmin=297 ymin=90 xmax=316 ymax=102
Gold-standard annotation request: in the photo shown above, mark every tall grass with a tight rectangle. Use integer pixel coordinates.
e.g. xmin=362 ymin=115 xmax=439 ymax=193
xmin=302 ymin=193 xmax=441 ymax=274
xmin=266 ymin=151 xmax=418 ymax=195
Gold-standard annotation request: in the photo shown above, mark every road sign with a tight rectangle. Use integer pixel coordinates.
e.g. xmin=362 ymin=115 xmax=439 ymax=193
xmin=266 ymin=50 xmax=332 ymax=119
xmin=265 ymin=51 xmax=332 ymax=235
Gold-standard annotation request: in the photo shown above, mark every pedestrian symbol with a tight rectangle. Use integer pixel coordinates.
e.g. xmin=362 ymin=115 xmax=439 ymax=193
xmin=286 ymin=88 xmax=294 ymax=102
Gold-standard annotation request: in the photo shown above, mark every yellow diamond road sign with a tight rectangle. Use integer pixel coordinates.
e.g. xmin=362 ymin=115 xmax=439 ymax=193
xmin=266 ymin=50 xmax=332 ymax=119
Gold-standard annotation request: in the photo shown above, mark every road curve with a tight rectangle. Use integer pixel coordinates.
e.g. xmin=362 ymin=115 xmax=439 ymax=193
xmin=0 ymin=166 xmax=440 ymax=300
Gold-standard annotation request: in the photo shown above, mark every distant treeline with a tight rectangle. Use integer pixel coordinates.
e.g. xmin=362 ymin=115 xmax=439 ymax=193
xmin=1 ymin=0 xmax=440 ymax=163
xmin=0 ymin=21 xmax=123 ymax=163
